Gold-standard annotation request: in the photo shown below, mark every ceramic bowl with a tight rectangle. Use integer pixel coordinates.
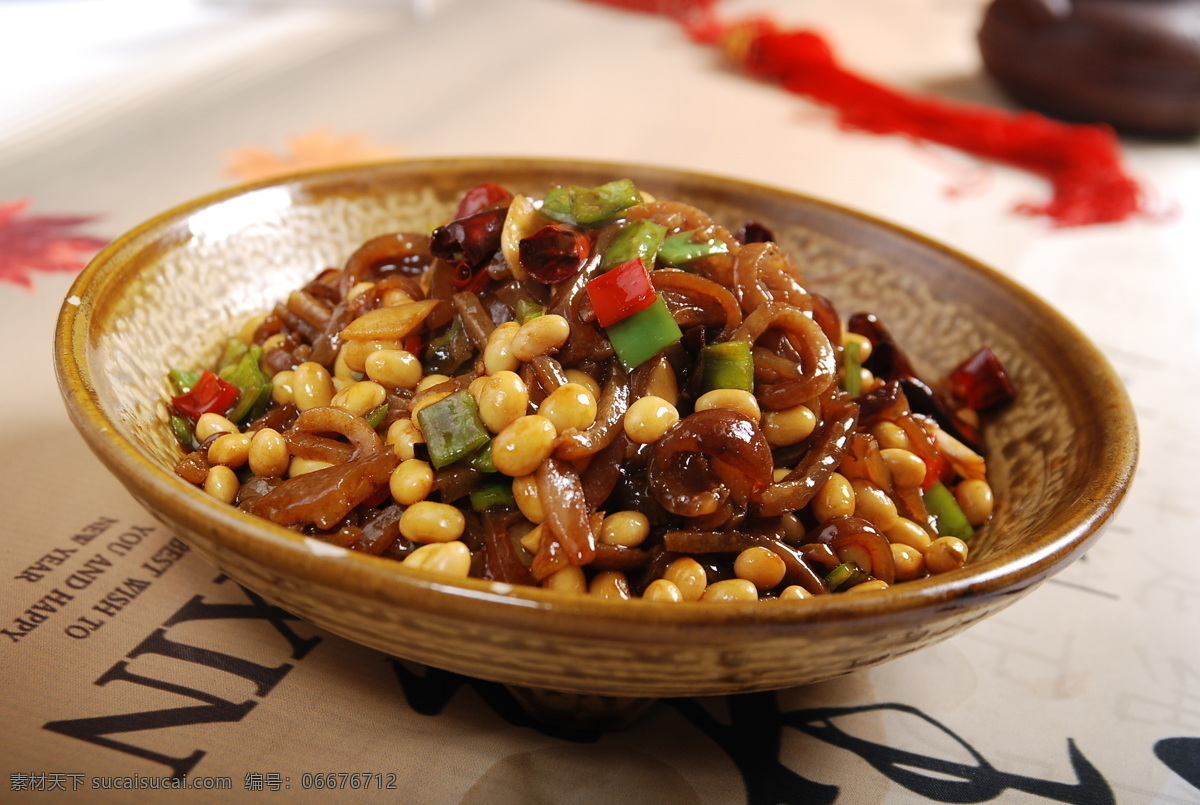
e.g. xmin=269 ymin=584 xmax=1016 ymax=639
xmin=55 ymin=158 xmax=1137 ymax=726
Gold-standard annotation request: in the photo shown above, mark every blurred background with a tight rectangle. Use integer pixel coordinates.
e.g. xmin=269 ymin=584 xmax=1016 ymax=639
xmin=4 ymin=0 xmax=1196 ymax=359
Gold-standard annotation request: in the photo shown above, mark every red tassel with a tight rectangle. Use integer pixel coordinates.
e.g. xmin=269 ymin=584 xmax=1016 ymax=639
xmin=583 ymin=1 xmax=1147 ymax=227
xmin=580 ymin=0 xmax=718 ymax=22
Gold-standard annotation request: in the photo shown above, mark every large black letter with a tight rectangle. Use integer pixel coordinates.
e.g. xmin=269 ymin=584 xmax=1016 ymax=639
xmin=163 ymin=575 xmax=321 ymax=660
xmin=43 ymin=660 xmax=256 ymax=778
xmin=787 ymin=703 xmax=1114 ymax=804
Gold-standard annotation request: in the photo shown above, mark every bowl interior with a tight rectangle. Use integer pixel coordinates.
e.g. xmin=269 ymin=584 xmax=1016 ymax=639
xmin=55 ymin=158 xmax=1137 ymax=693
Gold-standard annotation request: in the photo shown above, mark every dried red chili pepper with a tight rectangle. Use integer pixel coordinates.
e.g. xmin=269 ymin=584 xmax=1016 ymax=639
xmin=455 ymin=182 xmax=514 ymax=219
xmin=946 ymin=347 xmax=1017 ymax=411
xmin=430 ymin=205 xmax=508 ymax=269
xmin=519 ymin=225 xmax=591 ymax=284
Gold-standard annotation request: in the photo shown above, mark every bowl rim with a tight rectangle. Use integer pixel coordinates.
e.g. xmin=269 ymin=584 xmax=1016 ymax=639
xmin=54 ymin=155 xmax=1139 ymax=638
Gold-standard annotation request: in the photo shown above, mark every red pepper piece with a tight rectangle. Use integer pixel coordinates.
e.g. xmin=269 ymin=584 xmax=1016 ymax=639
xmin=894 ymin=413 xmax=950 ymax=492
xmin=519 ymin=225 xmax=590 ymax=283
xmin=585 ymin=258 xmax=656 ymax=327
xmin=171 ymin=370 xmax=240 ymax=420
xmin=923 ymin=453 xmax=954 ymax=491
xmin=403 ymin=334 xmax=424 ymax=355
xmin=946 ymin=347 xmax=1017 ymax=411
xmin=455 ymin=182 xmax=514 ymax=219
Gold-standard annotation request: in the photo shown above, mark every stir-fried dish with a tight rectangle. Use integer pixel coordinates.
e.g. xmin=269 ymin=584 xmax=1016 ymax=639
xmin=169 ymin=179 xmax=1016 ymax=602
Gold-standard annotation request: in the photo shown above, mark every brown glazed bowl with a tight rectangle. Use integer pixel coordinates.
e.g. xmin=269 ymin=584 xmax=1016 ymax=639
xmin=55 ymin=158 xmax=1136 ymax=727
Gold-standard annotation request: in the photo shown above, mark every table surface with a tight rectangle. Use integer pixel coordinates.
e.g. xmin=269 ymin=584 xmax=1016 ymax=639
xmin=3 ymin=0 xmax=1198 ymax=802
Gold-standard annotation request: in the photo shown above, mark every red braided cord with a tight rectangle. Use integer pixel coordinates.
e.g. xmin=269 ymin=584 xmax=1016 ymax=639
xmin=582 ymin=0 xmax=1146 ymax=227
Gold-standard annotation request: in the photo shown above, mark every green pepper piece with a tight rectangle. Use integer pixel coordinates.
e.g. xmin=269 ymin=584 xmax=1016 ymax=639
xmin=416 ymin=389 xmax=490 ymax=469
xmin=169 ymin=415 xmax=196 ymax=449
xmin=843 ymin=339 xmax=862 ymax=397
xmin=605 ymin=295 xmax=683 ymax=371
xmin=825 ymin=561 xmax=867 ymax=592
xmin=469 ymin=480 xmax=516 ymax=512
xmin=701 ymin=341 xmax=754 ymax=393
xmin=600 ymin=219 xmax=667 ymax=271
xmin=429 ymin=316 xmax=463 ymax=349
xmin=219 ymin=345 xmax=272 ymax=424
xmin=217 ymin=339 xmax=249 ymax=372
xmin=467 ymin=440 xmax=497 ymax=474
xmin=424 ymin=316 xmax=465 ymax=375
xmin=540 ymin=179 xmax=643 ymax=228
xmin=168 ymin=368 xmax=200 ymax=396
xmin=658 ymin=229 xmax=730 ymax=266
xmin=923 ymin=481 xmax=974 ymax=541
xmin=540 ymin=188 xmax=574 ymax=224
xmin=364 ymin=402 xmax=389 ymax=430
xmin=514 ymin=298 xmax=544 ymax=324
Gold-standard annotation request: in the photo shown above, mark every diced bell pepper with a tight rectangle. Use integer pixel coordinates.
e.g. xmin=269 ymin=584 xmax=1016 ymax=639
xmin=600 ymin=219 xmax=666 ymax=271
xmin=825 ymin=561 xmax=868 ymax=591
xmin=217 ymin=340 xmax=249 ymax=372
xmin=605 ymin=295 xmax=682 ymax=371
xmin=219 ymin=344 xmax=272 ymax=424
xmin=168 ymin=368 xmax=200 ymax=396
xmin=416 ymin=390 xmax=491 ymax=469
xmin=514 ymin=297 xmax=544 ymax=324
xmin=171 ymin=370 xmax=241 ymax=420
xmin=540 ymin=179 xmax=643 ymax=228
xmin=585 ymin=258 xmax=657 ymax=328
xmin=169 ymin=415 xmax=196 ymax=449
xmin=701 ymin=341 xmax=754 ymax=393
xmin=469 ymin=481 xmax=516 ymax=512
xmin=659 ymin=229 xmax=730 ymax=266
xmin=364 ymin=403 xmax=389 ymax=430
xmin=843 ymin=340 xmax=863 ymax=397
xmin=424 ymin=316 xmax=468 ymax=375
xmin=467 ymin=441 xmax=497 ymax=474
xmin=923 ymin=481 xmax=974 ymax=541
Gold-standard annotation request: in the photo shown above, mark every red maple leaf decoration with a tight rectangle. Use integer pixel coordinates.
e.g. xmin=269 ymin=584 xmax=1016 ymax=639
xmin=0 ymin=199 xmax=108 ymax=289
